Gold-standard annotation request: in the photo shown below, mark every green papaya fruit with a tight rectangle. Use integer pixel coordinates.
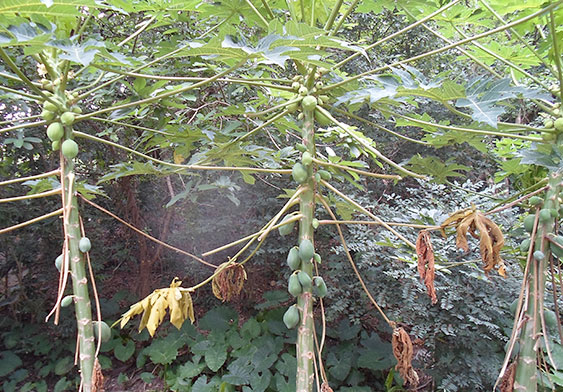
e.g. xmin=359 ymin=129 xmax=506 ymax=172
xmin=299 ymin=239 xmax=314 ymax=262
xmin=301 ymin=95 xmax=317 ymax=111
xmin=93 ymin=321 xmax=112 ymax=343
xmin=529 ymin=196 xmax=543 ymax=206
xmin=292 ymin=163 xmax=308 ymax=184
xmin=302 ymin=152 xmax=313 ymax=166
xmin=539 ymin=209 xmax=551 ymax=223
xmin=523 ymin=215 xmax=535 ymax=233
xmin=52 ymin=140 xmax=61 ymax=151
xmin=318 ymin=170 xmax=331 ymax=181
xmin=314 ymin=109 xmax=332 ymax=126
xmin=519 ymin=239 xmax=531 ymax=253
xmin=314 ymin=276 xmax=327 ymax=298
xmin=297 ymin=271 xmax=312 ymax=289
xmin=46 ymin=122 xmax=64 ymax=141
xmin=312 ymin=218 xmax=319 ymax=229
xmin=287 ymin=247 xmax=301 ymax=270
xmin=313 ymin=253 xmax=321 ymax=264
xmin=533 ymin=250 xmax=545 ymax=261
xmin=283 ymin=305 xmax=300 ymax=329
xmin=544 ymin=309 xmax=557 ymax=329
xmin=60 ymin=112 xmax=75 ymax=126
xmin=61 ymin=139 xmax=79 ymax=159
xmin=41 ymin=110 xmax=56 ymax=122
xmin=551 ymin=236 xmax=563 ymax=258
xmin=295 ymin=143 xmax=307 ymax=152
xmin=61 ymin=295 xmax=73 ymax=307
xmin=555 ymin=117 xmax=563 ymax=132
xmin=55 ymin=254 xmax=63 ymax=271
xmin=278 ymin=215 xmax=295 ymax=236
xmin=79 ymin=237 xmax=91 ymax=253
xmin=288 ymin=274 xmax=302 ymax=297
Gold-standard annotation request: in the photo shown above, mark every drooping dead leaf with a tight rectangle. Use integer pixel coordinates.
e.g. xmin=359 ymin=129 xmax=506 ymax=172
xmin=212 ymin=262 xmax=247 ymax=302
xmin=116 ymin=277 xmax=195 ymax=336
xmin=441 ymin=209 xmax=506 ymax=277
xmin=439 ymin=206 xmax=475 ymax=238
xmin=499 ymin=362 xmax=515 ymax=392
xmin=92 ymin=358 xmax=104 ymax=392
xmin=392 ymin=327 xmax=419 ymax=386
xmin=416 ymin=230 xmax=437 ymax=304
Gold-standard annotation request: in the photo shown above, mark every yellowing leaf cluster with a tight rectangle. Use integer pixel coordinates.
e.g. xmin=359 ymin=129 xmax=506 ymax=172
xmin=441 ymin=208 xmax=506 ymax=277
xmin=117 ymin=278 xmax=195 ymax=336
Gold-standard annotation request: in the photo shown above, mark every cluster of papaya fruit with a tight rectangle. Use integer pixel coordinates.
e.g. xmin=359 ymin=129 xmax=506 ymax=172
xmin=540 ymin=103 xmax=563 ymax=142
xmin=282 ymin=239 xmax=328 ymax=329
xmin=520 ymin=189 xmax=563 ymax=261
xmin=286 ymin=70 xmax=333 ymax=126
xmin=40 ymin=80 xmax=82 ymax=158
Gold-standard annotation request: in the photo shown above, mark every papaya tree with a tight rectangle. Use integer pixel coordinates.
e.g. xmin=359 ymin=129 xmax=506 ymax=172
xmin=1 ymin=0 xmax=562 ymax=391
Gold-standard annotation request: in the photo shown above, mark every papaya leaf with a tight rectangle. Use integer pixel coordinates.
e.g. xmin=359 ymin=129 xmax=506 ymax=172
xmin=406 ymin=155 xmax=469 ymax=184
xmin=455 ymin=77 xmax=550 ymax=128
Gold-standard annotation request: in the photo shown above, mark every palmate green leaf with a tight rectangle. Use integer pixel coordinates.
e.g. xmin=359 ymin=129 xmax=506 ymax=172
xmin=0 ymin=22 xmax=54 ymax=47
xmin=0 ymin=0 xmax=102 ymax=18
xmin=518 ymin=142 xmax=563 ymax=172
xmin=406 ymin=155 xmax=470 ymax=184
xmin=422 ymin=130 xmax=488 ymax=153
xmin=98 ymin=161 xmax=175 ymax=183
xmin=197 ymin=0 xmax=268 ymax=28
xmin=456 ymin=77 xmax=550 ymax=128
xmin=48 ymin=38 xmax=104 ymax=66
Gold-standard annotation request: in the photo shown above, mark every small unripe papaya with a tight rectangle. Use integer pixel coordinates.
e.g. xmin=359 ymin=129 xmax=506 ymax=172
xmin=299 ymin=239 xmax=314 ymax=262
xmin=533 ymin=250 xmax=545 ymax=261
xmin=41 ymin=110 xmax=56 ymax=122
xmin=539 ymin=209 xmax=551 ymax=223
xmin=287 ymin=247 xmax=301 ymax=270
xmin=297 ymin=271 xmax=312 ymax=289
xmin=61 ymin=295 xmax=73 ymax=307
xmin=314 ymin=276 xmax=327 ymax=298
xmin=523 ymin=215 xmax=535 ymax=232
xmin=79 ymin=237 xmax=91 ymax=253
xmin=313 ymin=253 xmax=321 ymax=264
xmin=520 ymin=239 xmax=531 ymax=253
xmin=318 ymin=170 xmax=331 ymax=181
xmin=302 ymin=152 xmax=313 ymax=166
xmin=60 ymin=112 xmax=75 ymax=126
xmin=93 ymin=321 xmax=112 ymax=342
xmin=301 ymin=95 xmax=317 ymax=111
xmin=43 ymin=100 xmax=59 ymax=112
xmin=292 ymin=163 xmax=308 ymax=183
xmin=61 ymin=139 xmax=79 ymax=159
xmin=529 ymin=196 xmax=543 ymax=206
xmin=295 ymin=143 xmax=307 ymax=152
xmin=314 ymin=109 xmax=332 ymax=126
xmin=283 ymin=305 xmax=300 ymax=329
xmin=55 ymin=254 xmax=63 ymax=271
xmin=288 ymin=274 xmax=302 ymax=297
xmin=544 ymin=309 xmax=557 ymax=329
xmin=551 ymin=236 xmax=563 ymax=258
xmin=52 ymin=140 xmax=61 ymax=151
xmin=312 ymin=218 xmax=319 ymax=229
xmin=278 ymin=215 xmax=295 ymax=236
xmin=46 ymin=122 xmax=64 ymax=141
xmin=554 ymin=117 xmax=563 ymax=132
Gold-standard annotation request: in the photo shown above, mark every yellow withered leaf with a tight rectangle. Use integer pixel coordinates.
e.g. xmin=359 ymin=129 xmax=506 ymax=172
xmin=442 ymin=209 xmax=506 ymax=276
xmin=116 ymin=277 xmax=196 ymax=336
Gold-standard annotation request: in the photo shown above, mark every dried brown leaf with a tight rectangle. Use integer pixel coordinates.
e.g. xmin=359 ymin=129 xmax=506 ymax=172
xmin=92 ymin=358 xmax=104 ymax=392
xmin=416 ymin=230 xmax=437 ymax=304
xmin=392 ymin=327 xmax=419 ymax=386
xmin=212 ymin=262 xmax=247 ymax=302
xmin=499 ymin=362 xmax=515 ymax=392
xmin=320 ymin=382 xmax=334 ymax=392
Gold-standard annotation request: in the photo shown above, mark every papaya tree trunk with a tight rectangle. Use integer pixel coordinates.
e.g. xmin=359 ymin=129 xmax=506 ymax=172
xmin=296 ymin=103 xmax=316 ymax=392
xmin=514 ymin=171 xmax=562 ymax=391
xmin=62 ymin=143 xmax=95 ymax=391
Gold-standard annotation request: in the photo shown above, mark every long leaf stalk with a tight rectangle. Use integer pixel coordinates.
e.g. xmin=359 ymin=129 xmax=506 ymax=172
xmin=311 ymin=157 xmax=401 ymax=180
xmin=322 ymin=0 xmax=563 ymax=92
xmin=332 ymin=107 xmax=430 ymax=145
xmin=0 ymin=119 xmax=47 ymax=134
xmin=0 ymin=114 xmax=43 ymax=126
xmin=0 ymin=169 xmax=60 ymax=186
xmin=514 ymin=172 xmax=562 ymax=390
xmin=73 ymin=131 xmax=292 ymax=174
xmin=382 ymin=109 xmax=543 ymax=141
xmin=451 ymin=24 xmax=550 ymax=91
xmin=0 ymin=208 xmax=63 ymax=235
xmin=320 ymin=180 xmax=416 ymax=249
xmin=315 ymin=106 xmax=425 ymax=178
xmin=0 ymin=188 xmax=61 ymax=203
xmin=477 ymin=0 xmax=552 ymax=72
xmin=296 ymin=102 xmax=316 ymax=392
xmin=78 ymin=60 xmax=246 ymax=120
xmin=93 ymin=67 xmax=294 ymax=91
